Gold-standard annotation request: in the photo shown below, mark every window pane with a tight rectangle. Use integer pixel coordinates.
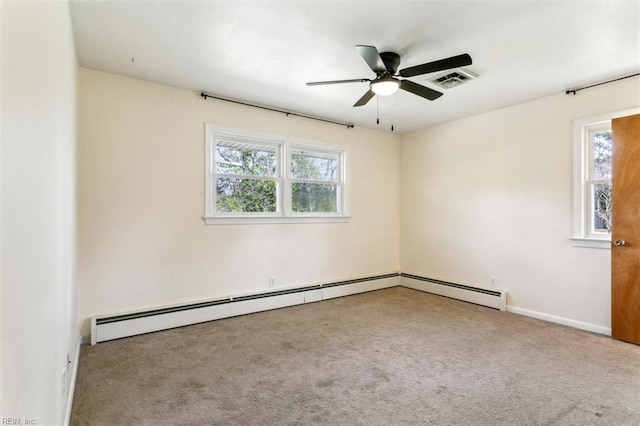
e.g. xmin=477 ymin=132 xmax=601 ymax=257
xmin=216 ymin=177 xmax=277 ymax=212
xmin=291 ymin=151 xmax=338 ymax=182
xmin=292 ymin=182 xmax=337 ymax=213
xmin=215 ymin=144 xmax=276 ymax=177
xmin=592 ymin=130 xmax=612 ymax=180
xmin=593 ymin=182 xmax=612 ymax=233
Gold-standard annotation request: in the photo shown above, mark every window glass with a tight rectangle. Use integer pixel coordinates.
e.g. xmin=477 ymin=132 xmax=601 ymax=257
xmin=592 ymin=182 xmax=612 ymax=233
xmin=216 ymin=177 xmax=277 ymax=213
xmin=292 ymin=183 xmax=338 ymax=213
xmin=586 ymin=126 xmax=612 ymax=235
xmin=592 ymin=130 xmax=612 ymax=180
xmin=290 ymin=151 xmax=338 ymax=182
xmin=215 ymin=142 xmax=277 ymax=177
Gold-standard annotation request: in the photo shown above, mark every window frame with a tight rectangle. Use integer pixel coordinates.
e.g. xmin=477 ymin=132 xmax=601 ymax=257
xmin=570 ymin=107 xmax=640 ymax=248
xmin=204 ymin=124 xmax=349 ymax=225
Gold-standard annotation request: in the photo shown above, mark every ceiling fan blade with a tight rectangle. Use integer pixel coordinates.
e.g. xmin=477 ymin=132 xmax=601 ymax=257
xmin=306 ymin=78 xmax=370 ymax=86
xmin=355 ymin=45 xmax=387 ymax=74
xmin=399 ymin=80 xmax=443 ymax=101
xmin=399 ymin=53 xmax=472 ymax=78
xmin=353 ymin=90 xmax=375 ymax=107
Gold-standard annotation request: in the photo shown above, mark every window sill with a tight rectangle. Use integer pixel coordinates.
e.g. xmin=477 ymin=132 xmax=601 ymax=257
xmin=204 ymin=215 xmax=351 ymax=225
xmin=570 ymin=237 xmax=611 ymax=249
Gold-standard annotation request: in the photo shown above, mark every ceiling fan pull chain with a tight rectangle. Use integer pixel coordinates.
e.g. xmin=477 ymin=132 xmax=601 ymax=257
xmin=391 ymin=98 xmax=395 ymax=132
xmin=376 ymin=96 xmax=380 ymax=125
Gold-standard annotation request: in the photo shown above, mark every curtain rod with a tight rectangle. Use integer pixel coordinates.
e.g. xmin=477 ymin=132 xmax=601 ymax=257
xmin=565 ymin=72 xmax=640 ymax=95
xmin=200 ymin=92 xmax=354 ymax=129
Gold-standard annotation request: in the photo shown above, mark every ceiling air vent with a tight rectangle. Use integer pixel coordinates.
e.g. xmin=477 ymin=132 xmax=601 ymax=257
xmin=429 ymin=68 xmax=477 ymax=89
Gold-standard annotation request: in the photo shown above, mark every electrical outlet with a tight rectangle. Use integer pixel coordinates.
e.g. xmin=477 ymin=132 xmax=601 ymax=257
xmin=269 ymin=277 xmax=275 ymax=288
xmin=490 ymin=276 xmax=496 ymax=287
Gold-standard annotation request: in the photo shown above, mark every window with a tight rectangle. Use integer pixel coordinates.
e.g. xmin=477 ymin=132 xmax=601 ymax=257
xmin=290 ymin=148 xmax=340 ymax=213
xmin=215 ymin=140 xmax=279 ymax=213
xmin=571 ymin=108 xmax=639 ymax=248
xmin=586 ymin=124 xmax=612 ymax=235
xmin=204 ymin=125 xmax=348 ymax=224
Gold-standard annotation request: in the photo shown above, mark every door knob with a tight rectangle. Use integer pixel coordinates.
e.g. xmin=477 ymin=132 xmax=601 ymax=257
xmin=613 ymin=239 xmax=626 ymax=246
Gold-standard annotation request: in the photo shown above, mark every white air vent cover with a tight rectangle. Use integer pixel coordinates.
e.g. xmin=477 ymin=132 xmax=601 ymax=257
xmin=429 ymin=68 xmax=477 ymax=89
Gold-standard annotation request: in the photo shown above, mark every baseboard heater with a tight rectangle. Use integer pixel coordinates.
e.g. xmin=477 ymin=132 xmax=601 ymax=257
xmin=401 ymin=273 xmax=507 ymax=311
xmin=91 ymin=273 xmax=400 ymax=344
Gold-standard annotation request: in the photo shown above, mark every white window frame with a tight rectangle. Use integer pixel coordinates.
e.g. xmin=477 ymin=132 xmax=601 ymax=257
xmin=570 ymin=107 xmax=640 ymax=248
xmin=204 ymin=124 xmax=349 ymax=225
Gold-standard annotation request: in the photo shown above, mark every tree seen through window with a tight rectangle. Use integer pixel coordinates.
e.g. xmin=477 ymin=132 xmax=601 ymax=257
xmin=214 ymin=142 xmax=341 ymax=214
xmin=592 ymin=130 xmax=612 ymax=233
xmin=215 ymin=143 xmax=277 ymax=212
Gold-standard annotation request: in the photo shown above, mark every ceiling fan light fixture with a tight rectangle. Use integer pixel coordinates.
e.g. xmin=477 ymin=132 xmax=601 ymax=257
xmin=370 ymin=77 xmax=400 ymax=96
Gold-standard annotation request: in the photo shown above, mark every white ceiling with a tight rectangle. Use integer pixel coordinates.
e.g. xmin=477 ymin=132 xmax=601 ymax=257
xmin=69 ymin=0 xmax=640 ymax=134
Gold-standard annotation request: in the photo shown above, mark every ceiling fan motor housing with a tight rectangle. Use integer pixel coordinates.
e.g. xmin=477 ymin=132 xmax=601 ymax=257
xmin=379 ymin=52 xmax=401 ymax=75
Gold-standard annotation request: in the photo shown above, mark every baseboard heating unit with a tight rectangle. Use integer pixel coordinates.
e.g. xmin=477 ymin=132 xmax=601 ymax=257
xmin=91 ymin=273 xmax=400 ymax=344
xmin=401 ymin=273 xmax=507 ymax=311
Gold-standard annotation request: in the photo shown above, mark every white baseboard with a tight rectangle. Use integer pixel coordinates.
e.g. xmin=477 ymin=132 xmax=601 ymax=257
xmin=91 ymin=273 xmax=400 ymax=344
xmin=321 ymin=276 xmax=399 ymax=300
xmin=506 ymin=305 xmax=611 ymax=336
xmin=94 ymin=302 xmax=232 ymax=344
xmin=64 ymin=336 xmax=82 ymax=426
xmin=88 ymin=273 xmax=610 ymax=344
xmin=401 ymin=275 xmax=506 ymax=311
xmin=230 ymin=292 xmax=305 ymax=317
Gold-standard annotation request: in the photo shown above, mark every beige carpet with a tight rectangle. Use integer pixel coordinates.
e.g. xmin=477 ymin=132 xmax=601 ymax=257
xmin=71 ymin=287 xmax=640 ymax=425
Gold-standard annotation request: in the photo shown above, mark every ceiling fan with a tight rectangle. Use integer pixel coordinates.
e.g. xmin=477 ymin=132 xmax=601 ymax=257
xmin=307 ymin=45 xmax=472 ymax=107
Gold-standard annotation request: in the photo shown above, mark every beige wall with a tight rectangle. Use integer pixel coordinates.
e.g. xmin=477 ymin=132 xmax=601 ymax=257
xmin=78 ymin=65 xmax=639 ymax=339
xmin=77 ymin=69 xmax=401 ymax=335
xmin=1 ymin=1 xmax=78 ymax=424
xmin=400 ymin=76 xmax=640 ymax=331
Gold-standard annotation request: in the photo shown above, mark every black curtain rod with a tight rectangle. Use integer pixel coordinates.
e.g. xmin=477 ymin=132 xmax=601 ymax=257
xmin=200 ymin=92 xmax=354 ymax=129
xmin=565 ymin=72 xmax=640 ymax=95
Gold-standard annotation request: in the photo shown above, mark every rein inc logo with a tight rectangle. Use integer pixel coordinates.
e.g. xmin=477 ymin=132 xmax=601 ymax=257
xmin=1 ymin=418 xmax=36 ymax=425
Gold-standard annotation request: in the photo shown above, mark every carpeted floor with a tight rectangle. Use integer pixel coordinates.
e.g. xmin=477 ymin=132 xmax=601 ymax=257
xmin=70 ymin=287 xmax=640 ymax=425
